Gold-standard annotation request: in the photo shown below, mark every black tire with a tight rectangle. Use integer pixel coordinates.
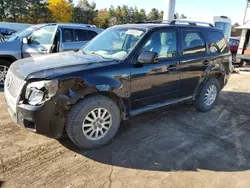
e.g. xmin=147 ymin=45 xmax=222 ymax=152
xmin=238 ymin=60 xmax=247 ymax=67
xmin=232 ymin=53 xmax=236 ymax=64
xmin=194 ymin=78 xmax=220 ymax=112
xmin=0 ymin=60 xmax=11 ymax=86
xmin=66 ymin=94 xmax=121 ymax=149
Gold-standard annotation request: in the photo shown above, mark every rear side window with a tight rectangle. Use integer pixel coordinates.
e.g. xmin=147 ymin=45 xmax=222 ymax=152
xmin=75 ymin=29 xmax=88 ymax=41
xmin=208 ymin=31 xmax=229 ymax=54
xmin=62 ymin=28 xmax=74 ymax=43
xmin=87 ymin=30 xmax=98 ymax=40
xmin=182 ymin=31 xmax=206 ymax=56
xmin=73 ymin=29 xmax=98 ymax=42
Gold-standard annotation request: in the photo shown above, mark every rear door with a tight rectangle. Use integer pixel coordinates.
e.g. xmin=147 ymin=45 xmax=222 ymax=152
xmin=178 ymin=29 xmax=208 ymax=97
xmin=22 ymin=25 xmax=58 ymax=58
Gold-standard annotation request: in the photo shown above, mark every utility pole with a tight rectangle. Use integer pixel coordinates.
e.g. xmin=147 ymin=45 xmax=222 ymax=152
xmin=163 ymin=0 xmax=176 ymax=21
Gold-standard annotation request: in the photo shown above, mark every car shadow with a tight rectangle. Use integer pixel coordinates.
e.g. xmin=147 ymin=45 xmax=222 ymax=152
xmin=56 ymin=90 xmax=250 ymax=172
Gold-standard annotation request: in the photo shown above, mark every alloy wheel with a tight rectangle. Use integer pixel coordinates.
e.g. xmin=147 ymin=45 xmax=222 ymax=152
xmin=82 ymin=108 xmax=112 ymax=140
xmin=204 ymin=85 xmax=217 ymax=106
xmin=0 ymin=65 xmax=8 ymax=85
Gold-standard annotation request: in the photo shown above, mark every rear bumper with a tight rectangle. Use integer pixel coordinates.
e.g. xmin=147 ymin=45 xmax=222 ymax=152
xmin=236 ymin=54 xmax=250 ymax=62
xmin=5 ymin=96 xmax=66 ymax=139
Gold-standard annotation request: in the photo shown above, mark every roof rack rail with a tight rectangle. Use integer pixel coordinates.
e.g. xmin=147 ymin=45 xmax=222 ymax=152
xmin=136 ymin=20 xmax=171 ymax=24
xmin=170 ymin=19 xmax=214 ymax=27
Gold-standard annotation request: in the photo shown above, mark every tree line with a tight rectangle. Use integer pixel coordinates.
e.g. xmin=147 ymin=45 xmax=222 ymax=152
xmin=0 ymin=0 xmax=187 ymax=28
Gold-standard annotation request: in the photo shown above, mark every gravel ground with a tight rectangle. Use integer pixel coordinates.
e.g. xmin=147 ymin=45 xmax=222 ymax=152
xmin=1 ymin=72 xmax=250 ymax=188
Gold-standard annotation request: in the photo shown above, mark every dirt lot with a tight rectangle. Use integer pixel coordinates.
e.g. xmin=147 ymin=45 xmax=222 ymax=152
xmin=1 ymin=72 xmax=250 ymax=188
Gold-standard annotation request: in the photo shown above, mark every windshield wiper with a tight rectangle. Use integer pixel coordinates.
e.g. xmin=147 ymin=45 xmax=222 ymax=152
xmin=90 ymin=52 xmax=106 ymax=59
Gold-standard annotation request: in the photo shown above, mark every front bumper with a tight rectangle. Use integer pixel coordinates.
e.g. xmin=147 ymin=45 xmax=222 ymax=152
xmin=5 ymin=96 xmax=66 ymax=139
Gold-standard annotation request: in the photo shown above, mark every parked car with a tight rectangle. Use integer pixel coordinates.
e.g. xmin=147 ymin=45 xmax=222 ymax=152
xmin=4 ymin=20 xmax=232 ymax=149
xmin=0 ymin=28 xmax=15 ymax=36
xmin=229 ymin=37 xmax=240 ymax=63
xmin=234 ymin=24 xmax=250 ymax=66
xmin=0 ymin=23 xmax=103 ymax=85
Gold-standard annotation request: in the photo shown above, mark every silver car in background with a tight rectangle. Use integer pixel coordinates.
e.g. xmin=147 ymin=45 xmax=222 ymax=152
xmin=0 ymin=23 xmax=103 ymax=85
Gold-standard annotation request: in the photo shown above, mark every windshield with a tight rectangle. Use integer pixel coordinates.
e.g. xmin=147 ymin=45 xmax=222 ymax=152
xmin=8 ymin=25 xmax=43 ymax=41
xmin=82 ymin=27 xmax=146 ymax=60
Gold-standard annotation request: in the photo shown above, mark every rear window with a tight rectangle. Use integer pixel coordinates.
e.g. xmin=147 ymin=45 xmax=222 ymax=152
xmin=208 ymin=31 xmax=229 ymax=54
xmin=182 ymin=31 xmax=206 ymax=56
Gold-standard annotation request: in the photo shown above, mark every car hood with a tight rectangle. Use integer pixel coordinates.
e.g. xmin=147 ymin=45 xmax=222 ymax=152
xmin=10 ymin=51 xmax=117 ymax=80
xmin=0 ymin=39 xmax=21 ymax=53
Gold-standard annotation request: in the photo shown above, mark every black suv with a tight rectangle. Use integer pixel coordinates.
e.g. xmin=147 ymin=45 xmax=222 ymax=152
xmin=4 ymin=20 xmax=232 ymax=149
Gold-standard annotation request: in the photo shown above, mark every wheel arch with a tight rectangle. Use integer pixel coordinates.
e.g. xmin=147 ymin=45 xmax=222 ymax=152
xmin=194 ymin=72 xmax=225 ymax=99
xmin=0 ymin=55 xmax=17 ymax=64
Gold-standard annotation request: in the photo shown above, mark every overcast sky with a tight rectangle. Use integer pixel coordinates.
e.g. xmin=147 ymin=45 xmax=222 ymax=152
xmin=73 ymin=0 xmax=247 ymax=24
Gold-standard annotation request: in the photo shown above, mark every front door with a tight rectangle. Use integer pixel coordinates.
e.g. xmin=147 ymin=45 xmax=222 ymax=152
xmin=130 ymin=29 xmax=181 ymax=110
xmin=22 ymin=25 xmax=58 ymax=58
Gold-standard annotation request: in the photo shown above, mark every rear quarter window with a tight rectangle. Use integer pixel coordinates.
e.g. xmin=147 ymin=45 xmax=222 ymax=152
xmin=208 ymin=31 xmax=229 ymax=54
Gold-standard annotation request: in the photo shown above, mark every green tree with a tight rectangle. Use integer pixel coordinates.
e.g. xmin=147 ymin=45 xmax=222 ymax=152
xmin=139 ymin=9 xmax=147 ymax=21
xmin=174 ymin=12 xmax=187 ymax=19
xmin=26 ymin=0 xmax=53 ymax=23
xmin=148 ymin=8 xmax=160 ymax=20
xmin=180 ymin=14 xmax=187 ymax=19
xmin=73 ymin=0 xmax=97 ymax=24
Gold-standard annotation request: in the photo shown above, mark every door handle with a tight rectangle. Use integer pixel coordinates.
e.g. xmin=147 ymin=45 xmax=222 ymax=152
xmin=203 ymin=60 xmax=210 ymax=65
xmin=167 ymin=65 xmax=176 ymax=71
xmin=39 ymin=46 xmax=48 ymax=53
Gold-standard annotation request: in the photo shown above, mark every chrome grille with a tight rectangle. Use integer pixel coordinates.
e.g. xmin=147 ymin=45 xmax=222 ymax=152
xmin=5 ymin=71 xmax=25 ymax=98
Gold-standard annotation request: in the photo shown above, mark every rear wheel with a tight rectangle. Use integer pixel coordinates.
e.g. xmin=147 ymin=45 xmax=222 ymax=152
xmin=0 ymin=60 xmax=11 ymax=86
xmin=66 ymin=95 xmax=121 ymax=149
xmin=194 ymin=78 xmax=220 ymax=112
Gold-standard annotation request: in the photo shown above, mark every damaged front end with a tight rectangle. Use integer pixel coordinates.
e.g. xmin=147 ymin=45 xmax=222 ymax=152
xmin=13 ymin=78 xmax=88 ymax=139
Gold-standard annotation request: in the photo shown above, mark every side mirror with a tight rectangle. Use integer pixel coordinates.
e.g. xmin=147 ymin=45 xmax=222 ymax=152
xmin=22 ymin=38 xmax=28 ymax=44
xmin=138 ymin=51 xmax=158 ymax=64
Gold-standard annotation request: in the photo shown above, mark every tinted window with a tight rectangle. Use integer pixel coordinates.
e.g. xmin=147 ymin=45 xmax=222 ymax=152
xmin=75 ymin=29 xmax=88 ymax=41
xmin=62 ymin=28 xmax=74 ymax=43
xmin=87 ymin=30 xmax=97 ymax=40
xmin=208 ymin=31 xmax=229 ymax=54
xmin=143 ymin=31 xmax=177 ymax=58
xmin=182 ymin=31 xmax=206 ymax=56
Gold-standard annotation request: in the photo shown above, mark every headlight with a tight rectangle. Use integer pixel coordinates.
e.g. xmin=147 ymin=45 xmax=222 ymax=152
xmin=25 ymin=80 xmax=58 ymax=105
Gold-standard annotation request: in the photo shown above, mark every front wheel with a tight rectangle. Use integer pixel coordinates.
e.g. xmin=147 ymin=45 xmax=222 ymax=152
xmin=66 ymin=95 xmax=121 ymax=149
xmin=194 ymin=78 xmax=220 ymax=112
xmin=0 ymin=60 xmax=11 ymax=86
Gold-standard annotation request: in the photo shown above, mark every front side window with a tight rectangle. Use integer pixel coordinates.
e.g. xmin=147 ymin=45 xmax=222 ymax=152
xmin=75 ymin=29 xmax=88 ymax=41
xmin=143 ymin=31 xmax=177 ymax=58
xmin=29 ymin=25 xmax=57 ymax=45
xmin=208 ymin=31 xmax=229 ymax=54
xmin=82 ymin=27 xmax=146 ymax=60
xmin=182 ymin=31 xmax=206 ymax=56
